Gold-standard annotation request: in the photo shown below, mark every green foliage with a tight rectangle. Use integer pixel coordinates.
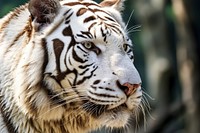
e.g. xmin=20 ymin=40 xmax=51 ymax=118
xmin=0 ymin=0 xmax=28 ymax=18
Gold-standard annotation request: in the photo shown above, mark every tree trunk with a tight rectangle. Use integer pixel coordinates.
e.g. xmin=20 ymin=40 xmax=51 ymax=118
xmin=172 ymin=0 xmax=200 ymax=133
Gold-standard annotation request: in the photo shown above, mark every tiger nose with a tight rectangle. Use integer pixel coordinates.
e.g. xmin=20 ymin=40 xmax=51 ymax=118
xmin=116 ymin=81 xmax=141 ymax=96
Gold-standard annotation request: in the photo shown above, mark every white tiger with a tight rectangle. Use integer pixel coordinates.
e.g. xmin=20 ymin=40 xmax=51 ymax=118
xmin=0 ymin=0 xmax=142 ymax=132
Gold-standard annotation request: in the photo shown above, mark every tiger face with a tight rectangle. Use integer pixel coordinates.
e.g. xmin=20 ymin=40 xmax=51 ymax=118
xmin=0 ymin=0 xmax=142 ymax=132
xmin=38 ymin=0 xmax=142 ymax=127
xmin=30 ymin=0 xmax=142 ymax=126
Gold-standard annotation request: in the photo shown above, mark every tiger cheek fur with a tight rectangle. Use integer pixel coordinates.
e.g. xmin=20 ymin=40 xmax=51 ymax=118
xmin=0 ymin=0 xmax=143 ymax=133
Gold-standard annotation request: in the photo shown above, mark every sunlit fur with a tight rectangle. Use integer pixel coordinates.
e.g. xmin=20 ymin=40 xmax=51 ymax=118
xmin=0 ymin=0 xmax=143 ymax=132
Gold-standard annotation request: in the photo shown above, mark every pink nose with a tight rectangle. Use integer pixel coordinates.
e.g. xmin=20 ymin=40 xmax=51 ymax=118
xmin=116 ymin=81 xmax=141 ymax=96
xmin=122 ymin=83 xmax=141 ymax=96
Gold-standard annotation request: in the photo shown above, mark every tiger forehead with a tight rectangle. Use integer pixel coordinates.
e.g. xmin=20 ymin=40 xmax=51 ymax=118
xmin=57 ymin=1 xmax=125 ymax=42
xmin=63 ymin=1 xmax=113 ymax=18
xmin=63 ymin=1 xmax=101 ymax=8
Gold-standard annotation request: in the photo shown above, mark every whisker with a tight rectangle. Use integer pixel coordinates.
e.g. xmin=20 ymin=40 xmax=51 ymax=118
xmin=133 ymin=107 xmax=141 ymax=132
xmin=140 ymin=104 xmax=147 ymax=131
xmin=82 ymin=102 xmax=99 ymax=116
xmin=37 ymin=95 xmax=87 ymax=119
xmin=49 ymin=88 xmax=86 ymax=101
xmin=142 ymin=89 xmax=155 ymax=101
xmin=141 ymin=96 xmax=151 ymax=110
xmin=141 ymin=98 xmax=155 ymax=121
xmin=125 ymin=10 xmax=135 ymax=31
xmin=127 ymin=25 xmax=141 ymax=32
xmin=127 ymin=25 xmax=142 ymax=34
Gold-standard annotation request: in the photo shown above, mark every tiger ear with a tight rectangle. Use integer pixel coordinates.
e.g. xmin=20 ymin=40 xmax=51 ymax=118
xmin=28 ymin=0 xmax=61 ymax=24
xmin=100 ymin=0 xmax=125 ymax=12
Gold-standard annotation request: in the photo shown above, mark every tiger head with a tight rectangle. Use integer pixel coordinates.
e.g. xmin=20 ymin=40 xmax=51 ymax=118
xmin=16 ymin=0 xmax=142 ymax=130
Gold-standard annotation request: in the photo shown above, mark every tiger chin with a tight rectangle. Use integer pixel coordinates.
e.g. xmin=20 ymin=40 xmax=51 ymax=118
xmin=0 ymin=0 xmax=143 ymax=133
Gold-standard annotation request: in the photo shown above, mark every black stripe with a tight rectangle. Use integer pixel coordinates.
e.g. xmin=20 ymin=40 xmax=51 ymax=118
xmin=84 ymin=16 xmax=96 ymax=23
xmin=96 ymin=86 xmax=115 ymax=92
xmin=42 ymin=80 xmax=66 ymax=105
xmin=106 ymin=23 xmax=122 ymax=34
xmin=79 ymin=68 xmax=90 ymax=75
xmin=127 ymin=48 xmax=132 ymax=53
xmin=100 ymin=27 xmax=107 ymax=42
xmin=77 ymin=45 xmax=87 ymax=53
xmin=65 ymin=2 xmax=100 ymax=7
xmin=89 ymin=91 xmax=118 ymax=98
xmin=89 ymin=97 xmax=115 ymax=103
xmin=136 ymin=96 xmax=142 ymax=99
xmin=72 ymin=69 xmax=78 ymax=86
xmin=130 ymin=55 xmax=134 ymax=60
xmin=81 ymin=31 xmax=93 ymax=39
xmin=76 ymin=66 xmax=98 ymax=85
xmin=79 ymin=63 xmax=94 ymax=69
xmin=91 ymin=85 xmax=97 ymax=90
xmin=88 ymin=22 xmax=97 ymax=31
xmin=76 ymin=34 xmax=87 ymax=39
xmin=41 ymin=39 xmax=49 ymax=74
xmin=105 ymin=87 xmax=115 ymax=92
xmin=91 ymin=8 xmax=111 ymax=16
xmin=72 ymin=47 xmax=87 ymax=63
xmin=93 ymin=80 xmax=101 ymax=85
xmin=104 ymin=16 xmax=116 ymax=22
xmin=65 ymin=12 xmax=73 ymax=23
xmin=64 ymin=9 xmax=72 ymax=16
xmin=53 ymin=39 xmax=64 ymax=73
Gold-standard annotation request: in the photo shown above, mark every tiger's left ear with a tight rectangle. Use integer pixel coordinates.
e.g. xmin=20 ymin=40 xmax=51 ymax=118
xmin=100 ymin=0 xmax=125 ymax=12
xmin=28 ymin=0 xmax=61 ymax=25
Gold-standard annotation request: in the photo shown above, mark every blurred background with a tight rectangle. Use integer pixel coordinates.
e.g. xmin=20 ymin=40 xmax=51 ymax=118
xmin=0 ymin=0 xmax=199 ymax=133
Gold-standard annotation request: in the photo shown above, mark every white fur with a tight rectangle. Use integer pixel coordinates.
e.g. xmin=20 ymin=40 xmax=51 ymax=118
xmin=0 ymin=0 xmax=142 ymax=132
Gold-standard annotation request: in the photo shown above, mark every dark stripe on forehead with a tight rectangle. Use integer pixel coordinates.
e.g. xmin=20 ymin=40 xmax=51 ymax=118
xmin=81 ymin=31 xmax=93 ymax=39
xmin=65 ymin=12 xmax=73 ymax=24
xmin=64 ymin=2 xmax=100 ymax=7
xmin=64 ymin=2 xmax=81 ymax=6
xmin=64 ymin=9 xmax=72 ymax=16
xmin=91 ymin=8 xmax=111 ymax=16
xmin=77 ymin=8 xmax=87 ymax=16
xmin=88 ymin=22 xmax=97 ymax=31
xmin=106 ymin=23 xmax=122 ymax=34
xmin=84 ymin=16 xmax=96 ymax=23
xmin=104 ymin=16 xmax=116 ymax=22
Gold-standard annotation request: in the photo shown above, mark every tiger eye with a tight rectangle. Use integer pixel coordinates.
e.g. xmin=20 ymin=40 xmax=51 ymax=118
xmin=83 ymin=42 xmax=93 ymax=49
xmin=123 ymin=44 xmax=128 ymax=51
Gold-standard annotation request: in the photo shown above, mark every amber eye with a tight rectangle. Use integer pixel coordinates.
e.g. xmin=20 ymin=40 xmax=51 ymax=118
xmin=83 ymin=42 xmax=93 ymax=49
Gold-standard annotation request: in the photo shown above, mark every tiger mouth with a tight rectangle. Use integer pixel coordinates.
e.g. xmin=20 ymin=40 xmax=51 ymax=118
xmin=82 ymin=101 xmax=129 ymax=118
